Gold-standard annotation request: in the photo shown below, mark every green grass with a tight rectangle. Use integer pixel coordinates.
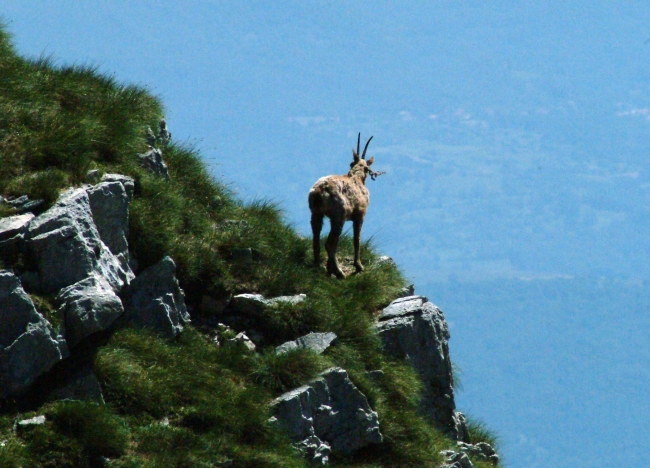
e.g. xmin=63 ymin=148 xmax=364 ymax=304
xmin=0 ymin=24 xmax=501 ymax=467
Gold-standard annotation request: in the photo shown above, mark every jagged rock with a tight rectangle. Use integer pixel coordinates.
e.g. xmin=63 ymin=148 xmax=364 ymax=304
xmin=276 ymin=332 xmax=338 ymax=355
xmin=25 ymin=188 xmax=133 ymax=294
xmin=397 ymin=283 xmax=415 ymax=298
xmin=121 ymin=256 xmax=189 ymax=338
xmin=101 ymin=173 xmax=135 ymax=202
xmin=47 ymin=365 xmax=104 ymax=403
xmin=271 ymin=367 xmax=382 ymax=460
xmin=3 ymin=195 xmax=45 ymax=214
xmin=86 ymin=180 xmax=131 ymax=273
xmin=375 ymin=296 xmax=465 ymax=439
xmin=296 ymin=434 xmax=331 ymax=465
xmin=16 ymin=415 xmax=46 ymax=430
xmin=228 ymin=332 xmax=256 ymax=351
xmin=145 ymin=126 xmax=157 ymax=146
xmin=138 ymin=147 xmax=169 ymax=179
xmin=158 ymin=119 xmax=172 ymax=145
xmin=86 ymin=169 xmax=101 ymax=184
xmin=454 ymin=412 xmax=470 ymax=443
xmin=456 ymin=441 xmax=499 ymax=465
xmin=440 ymin=451 xmax=474 ymax=468
xmin=0 ymin=213 xmax=34 ymax=263
xmin=229 ymin=293 xmax=306 ymax=317
xmin=0 ymin=213 xmax=34 ymax=242
xmin=0 ymin=270 xmax=68 ymax=397
xmin=374 ymin=255 xmax=396 ymax=268
xmin=56 ymin=275 xmax=124 ymax=348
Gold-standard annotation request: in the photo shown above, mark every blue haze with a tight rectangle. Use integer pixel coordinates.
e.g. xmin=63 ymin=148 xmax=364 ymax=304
xmin=3 ymin=3 xmax=650 ymax=466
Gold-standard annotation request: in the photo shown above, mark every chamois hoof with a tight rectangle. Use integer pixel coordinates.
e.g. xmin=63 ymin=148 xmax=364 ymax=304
xmin=354 ymin=263 xmax=365 ymax=274
xmin=326 ymin=263 xmax=346 ymax=279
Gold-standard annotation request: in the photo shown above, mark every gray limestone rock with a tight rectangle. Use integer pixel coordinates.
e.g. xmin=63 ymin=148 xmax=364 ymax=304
xmin=276 ymin=332 xmax=338 ymax=355
xmin=3 ymin=195 xmax=45 ymax=214
xmin=86 ymin=169 xmax=101 ymax=184
xmin=138 ymin=148 xmax=169 ymax=179
xmin=145 ymin=126 xmax=157 ymax=146
xmin=440 ymin=451 xmax=474 ymax=468
xmin=229 ymin=293 xmax=306 ymax=317
xmin=0 ymin=213 xmax=34 ymax=264
xmin=228 ymin=332 xmax=256 ymax=351
xmin=86 ymin=180 xmax=132 ymax=274
xmin=0 ymin=213 xmax=34 ymax=242
xmin=374 ymin=255 xmax=396 ymax=268
xmin=16 ymin=415 xmax=46 ymax=430
xmin=271 ymin=367 xmax=382 ymax=460
xmin=100 ymin=173 xmax=135 ymax=202
xmin=0 ymin=270 xmax=68 ymax=397
xmin=56 ymin=275 xmax=124 ymax=348
xmin=296 ymin=434 xmax=331 ymax=465
xmin=376 ymin=296 xmax=463 ymax=439
xmin=121 ymin=256 xmax=189 ymax=338
xmin=397 ymin=283 xmax=415 ymax=298
xmin=456 ymin=441 xmax=499 ymax=465
xmin=158 ymin=119 xmax=172 ymax=145
xmin=26 ymin=188 xmax=133 ymax=294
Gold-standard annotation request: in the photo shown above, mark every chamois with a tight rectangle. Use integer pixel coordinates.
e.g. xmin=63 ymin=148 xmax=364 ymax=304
xmin=308 ymin=133 xmax=384 ymax=278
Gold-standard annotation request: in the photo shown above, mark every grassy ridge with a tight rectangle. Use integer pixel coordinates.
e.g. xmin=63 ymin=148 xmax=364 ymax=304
xmin=0 ymin=26 xmax=498 ymax=467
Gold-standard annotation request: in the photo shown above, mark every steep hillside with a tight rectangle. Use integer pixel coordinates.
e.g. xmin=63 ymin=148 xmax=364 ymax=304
xmin=0 ymin=27 xmax=499 ymax=467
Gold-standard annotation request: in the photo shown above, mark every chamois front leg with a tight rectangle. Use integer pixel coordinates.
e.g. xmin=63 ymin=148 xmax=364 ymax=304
xmin=325 ymin=215 xmax=345 ymax=279
xmin=311 ymin=212 xmax=324 ymax=267
xmin=353 ymin=214 xmax=365 ymax=273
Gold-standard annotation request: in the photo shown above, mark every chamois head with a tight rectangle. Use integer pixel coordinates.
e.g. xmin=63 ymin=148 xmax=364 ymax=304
xmin=350 ymin=133 xmax=384 ymax=181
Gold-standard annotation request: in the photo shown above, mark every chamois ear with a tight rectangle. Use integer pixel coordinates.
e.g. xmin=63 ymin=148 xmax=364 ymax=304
xmin=366 ymin=157 xmax=374 ymax=166
xmin=352 ymin=149 xmax=360 ymax=162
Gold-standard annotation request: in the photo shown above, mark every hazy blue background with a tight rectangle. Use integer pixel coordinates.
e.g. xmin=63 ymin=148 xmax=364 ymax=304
xmin=3 ymin=2 xmax=650 ymax=466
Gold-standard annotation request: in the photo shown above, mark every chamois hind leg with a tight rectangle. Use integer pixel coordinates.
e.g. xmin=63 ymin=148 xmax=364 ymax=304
xmin=325 ymin=216 xmax=345 ymax=279
xmin=352 ymin=214 xmax=365 ymax=273
xmin=311 ymin=212 xmax=324 ymax=267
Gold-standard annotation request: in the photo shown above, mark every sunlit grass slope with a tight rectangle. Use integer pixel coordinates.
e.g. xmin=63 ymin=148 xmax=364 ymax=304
xmin=0 ymin=26 xmax=498 ymax=467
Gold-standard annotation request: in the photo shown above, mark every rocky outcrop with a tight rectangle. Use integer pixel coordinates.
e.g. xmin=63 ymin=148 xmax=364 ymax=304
xmin=0 ymin=270 xmax=68 ymax=397
xmin=440 ymin=451 xmax=474 ymax=468
xmin=375 ymin=295 xmax=467 ymax=440
xmin=100 ymin=173 xmax=135 ymax=201
xmin=138 ymin=147 xmax=169 ymax=179
xmin=228 ymin=332 xmax=256 ymax=351
xmin=56 ymin=275 xmax=124 ymax=348
xmin=228 ymin=293 xmax=306 ymax=317
xmin=440 ymin=442 xmax=499 ymax=468
xmin=0 ymin=213 xmax=34 ymax=263
xmin=270 ymin=367 xmax=382 ymax=463
xmin=276 ymin=332 xmax=338 ymax=355
xmin=121 ymin=256 xmax=189 ymax=338
xmin=0 ymin=213 xmax=34 ymax=242
xmin=86 ymin=179 xmax=132 ymax=273
xmin=25 ymin=188 xmax=134 ymax=294
xmin=1 ymin=195 xmax=45 ymax=215
xmin=158 ymin=119 xmax=172 ymax=145
xmin=0 ymin=174 xmax=189 ymax=397
xmin=455 ymin=441 xmax=499 ymax=465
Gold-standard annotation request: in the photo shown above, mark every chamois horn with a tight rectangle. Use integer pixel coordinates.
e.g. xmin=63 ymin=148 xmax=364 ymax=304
xmin=357 ymin=133 xmax=361 ymax=156
xmin=361 ymin=136 xmax=373 ymax=159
